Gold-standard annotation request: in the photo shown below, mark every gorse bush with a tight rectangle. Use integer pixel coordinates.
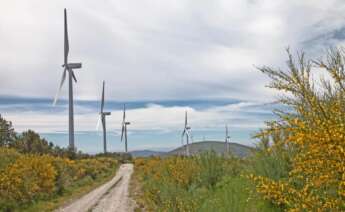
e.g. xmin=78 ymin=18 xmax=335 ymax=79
xmin=249 ymin=49 xmax=345 ymax=211
xmin=0 ymin=148 xmax=118 ymax=211
xmin=0 ymin=116 xmax=121 ymax=210
xmin=0 ymin=155 xmax=57 ymax=205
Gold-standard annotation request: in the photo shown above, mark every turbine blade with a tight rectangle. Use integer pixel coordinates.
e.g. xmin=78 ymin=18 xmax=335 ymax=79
xmin=102 ymin=117 xmax=106 ymax=131
xmin=96 ymin=115 xmax=101 ymax=130
xmin=123 ymin=104 xmax=126 ymax=122
xmin=101 ymin=81 xmax=105 ymax=113
xmin=71 ymin=71 xmax=77 ymax=82
xmin=181 ymin=129 xmax=186 ymax=137
xmin=53 ymin=69 xmax=67 ymax=106
xmin=64 ymin=8 xmax=69 ymax=66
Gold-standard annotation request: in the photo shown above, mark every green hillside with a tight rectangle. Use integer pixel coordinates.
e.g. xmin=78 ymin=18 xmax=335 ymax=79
xmin=167 ymin=141 xmax=253 ymax=157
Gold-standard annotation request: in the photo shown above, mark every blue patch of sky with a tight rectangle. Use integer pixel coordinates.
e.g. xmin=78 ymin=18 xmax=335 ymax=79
xmin=41 ymin=128 xmax=259 ymax=154
xmin=0 ymin=96 xmax=279 ymax=153
xmin=0 ymin=95 xmax=241 ymax=112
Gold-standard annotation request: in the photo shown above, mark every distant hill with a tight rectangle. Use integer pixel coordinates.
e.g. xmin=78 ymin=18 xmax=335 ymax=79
xmin=167 ymin=141 xmax=253 ymax=158
xmin=130 ymin=150 xmax=165 ymax=157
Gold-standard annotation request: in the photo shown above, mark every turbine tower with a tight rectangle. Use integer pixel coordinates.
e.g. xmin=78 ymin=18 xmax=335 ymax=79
xmin=53 ymin=8 xmax=82 ymax=151
xmin=121 ymin=104 xmax=130 ymax=152
xmin=225 ymin=124 xmax=230 ymax=155
xmin=181 ymin=111 xmax=192 ymax=156
xmin=97 ymin=81 xmax=111 ymax=153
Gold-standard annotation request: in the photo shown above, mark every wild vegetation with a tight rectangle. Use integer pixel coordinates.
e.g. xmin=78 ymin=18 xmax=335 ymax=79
xmin=0 ymin=116 xmax=122 ymax=211
xmin=133 ymin=152 xmax=279 ymax=211
xmin=133 ymin=49 xmax=345 ymax=211
xmin=250 ymin=49 xmax=345 ymax=211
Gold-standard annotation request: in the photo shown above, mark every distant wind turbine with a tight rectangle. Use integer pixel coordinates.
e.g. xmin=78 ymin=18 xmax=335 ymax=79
xmin=225 ymin=124 xmax=230 ymax=155
xmin=96 ymin=81 xmax=111 ymax=153
xmin=181 ymin=111 xmax=192 ymax=156
xmin=53 ymin=8 xmax=82 ymax=151
xmin=121 ymin=104 xmax=130 ymax=152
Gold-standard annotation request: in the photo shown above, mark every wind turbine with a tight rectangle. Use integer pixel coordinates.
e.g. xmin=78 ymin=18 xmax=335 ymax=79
xmin=121 ymin=104 xmax=130 ymax=152
xmin=181 ymin=111 xmax=192 ymax=156
xmin=53 ymin=8 xmax=82 ymax=151
xmin=96 ymin=81 xmax=111 ymax=153
xmin=225 ymin=124 xmax=230 ymax=155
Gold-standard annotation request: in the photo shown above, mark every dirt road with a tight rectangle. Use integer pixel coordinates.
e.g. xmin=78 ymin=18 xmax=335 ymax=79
xmin=57 ymin=163 xmax=134 ymax=212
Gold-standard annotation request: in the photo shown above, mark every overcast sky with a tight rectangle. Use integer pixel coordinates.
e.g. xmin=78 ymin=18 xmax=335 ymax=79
xmin=1 ymin=0 xmax=345 ymax=102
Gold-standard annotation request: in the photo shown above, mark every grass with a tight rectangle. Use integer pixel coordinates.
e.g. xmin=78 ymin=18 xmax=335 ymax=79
xmin=199 ymin=176 xmax=280 ymax=212
xmin=16 ymin=168 xmax=118 ymax=212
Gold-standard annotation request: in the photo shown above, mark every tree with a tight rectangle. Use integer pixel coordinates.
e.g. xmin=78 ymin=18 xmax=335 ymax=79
xmin=13 ymin=130 xmax=53 ymax=154
xmin=0 ymin=115 xmax=17 ymax=147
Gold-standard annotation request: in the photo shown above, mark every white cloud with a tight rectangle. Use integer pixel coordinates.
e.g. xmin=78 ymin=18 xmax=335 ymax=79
xmin=1 ymin=0 xmax=345 ymax=102
xmin=2 ymin=101 xmax=272 ymax=133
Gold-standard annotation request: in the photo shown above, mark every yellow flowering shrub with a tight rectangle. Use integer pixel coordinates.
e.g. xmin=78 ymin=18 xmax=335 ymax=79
xmin=165 ymin=157 xmax=200 ymax=188
xmin=251 ymin=49 xmax=345 ymax=211
xmin=0 ymin=148 xmax=118 ymax=210
xmin=0 ymin=154 xmax=57 ymax=203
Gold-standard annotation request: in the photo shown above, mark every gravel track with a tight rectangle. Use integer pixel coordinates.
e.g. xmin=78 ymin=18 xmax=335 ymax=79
xmin=57 ymin=163 xmax=134 ymax=212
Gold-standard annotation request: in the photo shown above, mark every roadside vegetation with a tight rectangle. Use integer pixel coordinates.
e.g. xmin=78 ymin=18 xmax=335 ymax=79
xmin=133 ymin=48 xmax=345 ymax=211
xmin=0 ymin=116 xmax=127 ymax=211
xmin=133 ymin=153 xmax=279 ymax=211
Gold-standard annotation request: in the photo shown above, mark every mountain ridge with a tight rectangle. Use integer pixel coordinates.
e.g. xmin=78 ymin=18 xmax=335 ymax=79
xmin=130 ymin=141 xmax=253 ymax=157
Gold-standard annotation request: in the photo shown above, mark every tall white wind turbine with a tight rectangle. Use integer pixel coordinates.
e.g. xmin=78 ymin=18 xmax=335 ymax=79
xmin=53 ymin=9 xmax=82 ymax=151
xmin=97 ymin=81 xmax=111 ymax=153
xmin=181 ymin=111 xmax=192 ymax=156
xmin=120 ymin=104 xmax=130 ymax=153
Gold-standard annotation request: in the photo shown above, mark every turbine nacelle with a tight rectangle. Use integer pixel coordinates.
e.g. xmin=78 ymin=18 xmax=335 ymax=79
xmin=125 ymin=122 xmax=131 ymax=125
xmin=63 ymin=63 xmax=82 ymax=69
xmin=101 ymin=112 xmax=111 ymax=116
